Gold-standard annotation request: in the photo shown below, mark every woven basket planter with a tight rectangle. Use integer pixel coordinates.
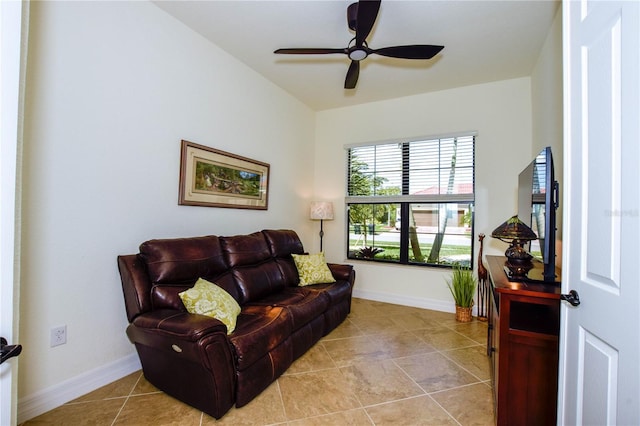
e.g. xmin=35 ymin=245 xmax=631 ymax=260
xmin=455 ymin=305 xmax=473 ymax=323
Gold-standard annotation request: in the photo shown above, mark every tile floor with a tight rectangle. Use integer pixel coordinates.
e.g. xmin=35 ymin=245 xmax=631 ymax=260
xmin=22 ymin=298 xmax=494 ymax=425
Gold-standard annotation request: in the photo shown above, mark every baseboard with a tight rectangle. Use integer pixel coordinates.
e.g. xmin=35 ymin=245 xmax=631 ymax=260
xmin=17 ymin=352 xmax=141 ymax=424
xmin=352 ymin=288 xmax=457 ymax=313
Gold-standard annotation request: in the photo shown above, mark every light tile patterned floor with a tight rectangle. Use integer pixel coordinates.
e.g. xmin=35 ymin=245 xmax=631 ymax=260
xmin=22 ymin=298 xmax=494 ymax=425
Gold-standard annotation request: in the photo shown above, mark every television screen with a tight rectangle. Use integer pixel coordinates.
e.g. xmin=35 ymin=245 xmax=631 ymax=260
xmin=518 ymin=147 xmax=558 ymax=283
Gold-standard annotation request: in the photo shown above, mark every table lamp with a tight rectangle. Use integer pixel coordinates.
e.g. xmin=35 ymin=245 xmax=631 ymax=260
xmin=491 ymin=215 xmax=538 ymax=279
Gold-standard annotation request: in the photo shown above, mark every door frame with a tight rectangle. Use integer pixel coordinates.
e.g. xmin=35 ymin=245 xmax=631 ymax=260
xmin=1 ymin=1 xmax=28 ymax=424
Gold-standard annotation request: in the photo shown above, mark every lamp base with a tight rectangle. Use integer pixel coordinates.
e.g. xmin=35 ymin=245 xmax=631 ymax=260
xmin=502 ymin=240 xmax=535 ymax=279
xmin=504 ymin=241 xmax=533 ymax=262
xmin=504 ymin=258 xmax=534 ymax=280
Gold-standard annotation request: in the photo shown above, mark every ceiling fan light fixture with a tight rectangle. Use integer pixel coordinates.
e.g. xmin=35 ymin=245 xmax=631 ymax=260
xmin=348 ymin=48 xmax=368 ymax=61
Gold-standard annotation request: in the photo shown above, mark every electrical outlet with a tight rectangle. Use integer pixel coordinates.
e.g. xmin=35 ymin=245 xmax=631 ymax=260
xmin=50 ymin=325 xmax=67 ymax=347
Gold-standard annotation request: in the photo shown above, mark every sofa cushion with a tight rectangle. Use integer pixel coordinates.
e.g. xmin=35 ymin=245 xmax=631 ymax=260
xmin=150 ymin=273 xmax=238 ymax=312
xmin=247 ymin=287 xmax=330 ymax=331
xmin=262 ymin=229 xmax=304 ymax=257
xmin=292 ymin=253 xmax=336 ymax=286
xmin=232 ymin=261 xmax=288 ymax=305
xmin=262 ymin=229 xmax=305 ymax=287
xmin=140 ymin=236 xmax=228 ymax=284
xmin=229 ymin=305 xmax=292 ymax=371
xmin=273 ymin=256 xmax=300 ymax=288
xmin=178 ymin=278 xmax=241 ymax=334
xmin=221 ymin=232 xmax=288 ymax=304
xmin=139 ymin=236 xmax=240 ymax=310
xmin=302 ymin=280 xmax=352 ymax=305
xmin=221 ymin=232 xmax=271 ymax=268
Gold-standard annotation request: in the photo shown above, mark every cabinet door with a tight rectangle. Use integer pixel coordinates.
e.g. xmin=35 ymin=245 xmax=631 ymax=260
xmin=504 ymin=333 xmax=558 ymax=425
xmin=496 ymin=293 xmax=560 ymax=426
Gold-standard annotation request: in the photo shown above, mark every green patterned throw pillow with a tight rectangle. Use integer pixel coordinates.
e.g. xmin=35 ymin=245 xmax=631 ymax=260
xmin=178 ymin=278 xmax=241 ymax=334
xmin=292 ymin=252 xmax=336 ymax=286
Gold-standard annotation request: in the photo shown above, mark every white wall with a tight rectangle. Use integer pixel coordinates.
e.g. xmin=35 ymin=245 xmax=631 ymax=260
xmin=532 ymin=7 xmax=563 ymax=160
xmin=531 ymin=7 xmax=563 ymax=246
xmin=19 ymin=0 xmax=315 ymax=409
xmin=315 ymin=78 xmax=532 ymax=309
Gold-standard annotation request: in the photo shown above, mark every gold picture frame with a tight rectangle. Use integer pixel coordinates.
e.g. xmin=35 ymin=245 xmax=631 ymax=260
xmin=178 ymin=140 xmax=269 ymax=210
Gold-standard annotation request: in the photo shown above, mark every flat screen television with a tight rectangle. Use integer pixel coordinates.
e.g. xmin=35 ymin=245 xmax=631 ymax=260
xmin=517 ymin=147 xmax=559 ymax=283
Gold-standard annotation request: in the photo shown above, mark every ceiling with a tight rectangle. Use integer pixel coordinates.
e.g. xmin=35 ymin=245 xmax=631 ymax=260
xmin=154 ymin=0 xmax=560 ymax=111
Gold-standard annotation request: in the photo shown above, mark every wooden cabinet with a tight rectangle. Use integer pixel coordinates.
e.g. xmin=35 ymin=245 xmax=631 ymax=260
xmin=487 ymin=255 xmax=561 ymax=426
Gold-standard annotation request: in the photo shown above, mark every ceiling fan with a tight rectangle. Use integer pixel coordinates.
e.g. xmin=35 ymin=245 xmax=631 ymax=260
xmin=274 ymin=0 xmax=444 ymax=89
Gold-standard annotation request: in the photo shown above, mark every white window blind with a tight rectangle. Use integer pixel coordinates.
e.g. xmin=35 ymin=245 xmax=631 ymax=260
xmin=346 ymin=135 xmax=475 ymax=204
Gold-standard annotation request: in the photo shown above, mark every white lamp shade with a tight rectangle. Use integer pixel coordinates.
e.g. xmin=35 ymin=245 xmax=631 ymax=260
xmin=310 ymin=201 xmax=334 ymax=220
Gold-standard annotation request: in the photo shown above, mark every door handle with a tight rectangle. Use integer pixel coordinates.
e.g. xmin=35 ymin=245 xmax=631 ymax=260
xmin=560 ymin=290 xmax=581 ymax=307
xmin=1 ymin=337 xmax=22 ymax=364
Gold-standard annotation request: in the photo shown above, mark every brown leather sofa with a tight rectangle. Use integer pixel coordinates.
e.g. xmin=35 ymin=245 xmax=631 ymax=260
xmin=117 ymin=229 xmax=355 ymax=419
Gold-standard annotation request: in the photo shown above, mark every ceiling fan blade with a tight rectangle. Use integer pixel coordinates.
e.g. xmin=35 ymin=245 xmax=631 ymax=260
xmin=344 ymin=60 xmax=360 ymax=89
xmin=371 ymin=44 xmax=444 ymax=59
xmin=355 ymin=0 xmax=381 ymax=46
xmin=274 ymin=48 xmax=347 ymax=55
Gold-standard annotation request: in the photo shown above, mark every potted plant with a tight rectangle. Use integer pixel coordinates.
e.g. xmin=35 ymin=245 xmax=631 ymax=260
xmin=356 ymin=246 xmax=384 ymax=259
xmin=446 ymin=264 xmax=477 ymax=322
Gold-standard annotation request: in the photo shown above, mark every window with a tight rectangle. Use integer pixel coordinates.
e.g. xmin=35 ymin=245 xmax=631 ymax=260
xmin=346 ymin=134 xmax=475 ymax=267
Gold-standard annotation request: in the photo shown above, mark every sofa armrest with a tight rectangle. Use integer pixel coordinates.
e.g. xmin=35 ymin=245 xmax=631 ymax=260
xmin=130 ymin=309 xmax=228 ymax=338
xmin=327 ymin=263 xmax=355 ymax=284
xmin=126 ymin=309 xmax=236 ymax=419
xmin=118 ymin=254 xmax=153 ymax=323
xmin=127 ymin=309 xmax=230 ymax=365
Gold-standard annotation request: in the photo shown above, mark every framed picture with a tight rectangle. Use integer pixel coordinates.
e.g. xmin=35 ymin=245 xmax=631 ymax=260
xmin=178 ymin=140 xmax=270 ymax=210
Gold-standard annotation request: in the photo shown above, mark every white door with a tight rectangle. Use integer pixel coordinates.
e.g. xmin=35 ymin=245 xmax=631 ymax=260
xmin=559 ymin=0 xmax=640 ymax=424
xmin=0 ymin=1 xmax=28 ymax=425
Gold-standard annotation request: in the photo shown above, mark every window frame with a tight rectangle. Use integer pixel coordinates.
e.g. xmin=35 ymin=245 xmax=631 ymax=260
xmin=345 ymin=133 xmax=476 ymax=268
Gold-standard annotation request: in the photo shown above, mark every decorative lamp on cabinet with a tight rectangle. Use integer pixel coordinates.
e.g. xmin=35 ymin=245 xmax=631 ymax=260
xmin=491 ymin=215 xmax=538 ymax=279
